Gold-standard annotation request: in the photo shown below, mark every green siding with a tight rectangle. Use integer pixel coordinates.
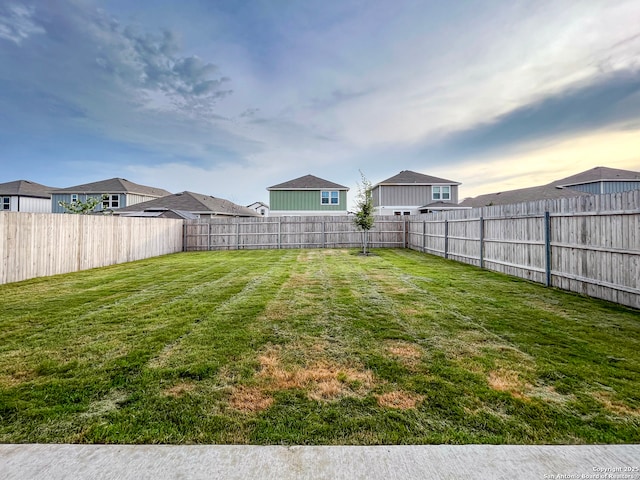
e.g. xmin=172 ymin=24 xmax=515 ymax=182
xmin=270 ymin=190 xmax=347 ymax=211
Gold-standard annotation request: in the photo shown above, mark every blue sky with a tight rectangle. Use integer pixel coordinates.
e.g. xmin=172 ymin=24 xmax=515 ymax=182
xmin=1 ymin=0 xmax=639 ymax=206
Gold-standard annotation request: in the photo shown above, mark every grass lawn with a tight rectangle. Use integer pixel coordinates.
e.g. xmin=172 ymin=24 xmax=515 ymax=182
xmin=0 ymin=248 xmax=638 ymax=444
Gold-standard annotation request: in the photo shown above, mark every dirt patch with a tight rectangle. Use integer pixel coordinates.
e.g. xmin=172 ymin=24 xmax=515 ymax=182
xmin=163 ymin=381 xmax=197 ymax=398
xmin=376 ymin=391 xmax=424 ymax=409
xmin=229 ymin=386 xmax=274 ymax=412
xmin=593 ymin=391 xmax=640 ymax=417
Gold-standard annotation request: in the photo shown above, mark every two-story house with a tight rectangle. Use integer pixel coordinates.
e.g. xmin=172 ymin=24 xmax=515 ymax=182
xmin=267 ymin=174 xmax=349 ymax=216
xmin=0 ymin=180 xmax=57 ymax=213
xmin=371 ymin=170 xmax=461 ymax=215
xmin=51 ymin=178 xmax=171 ymax=213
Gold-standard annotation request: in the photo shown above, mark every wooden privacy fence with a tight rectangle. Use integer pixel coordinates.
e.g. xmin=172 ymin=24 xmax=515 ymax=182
xmin=0 ymin=212 xmax=183 ymax=285
xmin=184 ymin=215 xmax=406 ymax=251
xmin=407 ymin=190 xmax=640 ymax=309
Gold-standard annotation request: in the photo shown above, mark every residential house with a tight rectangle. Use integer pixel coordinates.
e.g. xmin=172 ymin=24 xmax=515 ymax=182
xmin=460 ymin=166 xmax=640 ymax=208
xmin=371 ymin=170 xmax=462 ymax=215
xmin=267 ymin=174 xmax=349 ymax=216
xmin=51 ymin=178 xmax=171 ymax=213
xmin=551 ymin=166 xmax=640 ymax=194
xmin=114 ymin=191 xmax=260 ymax=218
xmin=0 ymin=180 xmax=57 ymax=213
xmin=247 ymin=201 xmax=270 ymax=217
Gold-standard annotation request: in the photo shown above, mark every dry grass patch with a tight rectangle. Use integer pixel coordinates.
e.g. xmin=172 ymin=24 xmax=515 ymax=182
xmin=593 ymin=391 xmax=640 ymax=417
xmin=255 ymin=346 xmax=375 ymax=401
xmin=377 ymin=391 xmax=424 ymax=409
xmin=487 ymin=368 xmax=528 ymax=398
xmin=163 ymin=381 xmax=197 ymax=398
xmin=385 ymin=341 xmax=423 ymax=368
xmin=229 ymin=386 xmax=274 ymax=413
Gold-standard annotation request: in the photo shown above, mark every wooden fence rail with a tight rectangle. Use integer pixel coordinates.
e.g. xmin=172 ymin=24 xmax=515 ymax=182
xmin=0 ymin=213 xmax=183 ymax=285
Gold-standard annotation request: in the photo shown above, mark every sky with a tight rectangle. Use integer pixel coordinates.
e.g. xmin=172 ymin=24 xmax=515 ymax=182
xmin=1 ymin=0 xmax=639 ymax=207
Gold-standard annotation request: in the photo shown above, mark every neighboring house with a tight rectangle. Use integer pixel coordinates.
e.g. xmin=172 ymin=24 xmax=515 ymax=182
xmin=51 ymin=178 xmax=171 ymax=213
xmin=113 ymin=191 xmax=260 ymax=218
xmin=460 ymin=166 xmax=640 ymax=208
xmin=550 ymin=166 xmax=640 ymax=194
xmin=267 ymin=174 xmax=349 ymax=216
xmin=371 ymin=170 xmax=462 ymax=215
xmin=0 ymin=180 xmax=57 ymax=213
xmin=247 ymin=201 xmax=270 ymax=217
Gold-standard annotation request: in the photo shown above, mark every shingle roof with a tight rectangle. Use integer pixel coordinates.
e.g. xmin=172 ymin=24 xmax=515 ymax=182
xmin=551 ymin=166 xmax=640 ymax=187
xmin=0 ymin=180 xmax=57 ymax=198
xmin=267 ymin=174 xmax=348 ymax=190
xmin=52 ymin=178 xmax=171 ymax=197
xmin=460 ymin=166 xmax=640 ymax=208
xmin=115 ymin=191 xmax=260 ymax=217
xmin=375 ymin=170 xmax=460 ymax=186
xmin=459 ymin=184 xmax=590 ymax=208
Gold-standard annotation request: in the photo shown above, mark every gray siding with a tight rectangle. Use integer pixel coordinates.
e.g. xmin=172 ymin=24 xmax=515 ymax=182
xmin=568 ymin=181 xmax=640 ymax=194
xmin=373 ymin=185 xmax=458 ymax=207
xmin=52 ymin=193 xmax=125 ymax=213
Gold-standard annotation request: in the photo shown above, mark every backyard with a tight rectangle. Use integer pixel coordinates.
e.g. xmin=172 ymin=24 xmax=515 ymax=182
xmin=0 ymin=248 xmax=638 ymax=444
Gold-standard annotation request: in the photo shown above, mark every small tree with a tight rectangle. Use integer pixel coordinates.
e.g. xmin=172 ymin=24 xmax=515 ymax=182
xmin=58 ymin=194 xmax=107 ymax=214
xmin=353 ymin=171 xmax=375 ymax=255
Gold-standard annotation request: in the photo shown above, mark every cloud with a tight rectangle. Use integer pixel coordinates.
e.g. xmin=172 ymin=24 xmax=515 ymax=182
xmin=427 ymin=69 xmax=640 ymax=158
xmin=0 ymin=3 xmax=45 ymax=45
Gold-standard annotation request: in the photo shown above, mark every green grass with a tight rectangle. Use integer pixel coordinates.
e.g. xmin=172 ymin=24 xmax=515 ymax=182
xmin=0 ymin=249 xmax=638 ymax=444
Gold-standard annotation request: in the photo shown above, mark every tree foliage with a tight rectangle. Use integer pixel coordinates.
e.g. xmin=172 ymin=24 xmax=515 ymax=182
xmin=58 ymin=194 xmax=107 ymax=214
xmin=353 ymin=171 xmax=375 ymax=254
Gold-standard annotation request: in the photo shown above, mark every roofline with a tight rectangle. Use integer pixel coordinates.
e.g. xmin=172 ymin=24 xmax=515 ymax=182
xmin=374 ymin=182 xmax=461 ymax=187
xmin=557 ymin=179 xmax=640 ymax=187
xmin=267 ymin=187 xmax=349 ymax=191
xmin=0 ymin=193 xmax=51 ymax=199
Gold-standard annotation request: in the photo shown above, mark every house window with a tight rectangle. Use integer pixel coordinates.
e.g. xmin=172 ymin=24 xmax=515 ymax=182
xmin=260 ymin=209 xmax=265 ymax=216
xmin=71 ymin=194 xmax=78 ymax=203
xmin=1 ymin=197 xmax=10 ymax=210
xmin=321 ymin=191 xmax=339 ymax=205
xmin=432 ymin=186 xmax=451 ymax=200
xmin=394 ymin=211 xmax=411 ymax=216
xmin=102 ymin=194 xmax=120 ymax=209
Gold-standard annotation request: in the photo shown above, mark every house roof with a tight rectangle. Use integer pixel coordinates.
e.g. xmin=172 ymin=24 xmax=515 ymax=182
xmin=52 ymin=178 xmax=171 ymax=197
xmin=119 ymin=209 xmax=199 ymax=220
xmin=551 ymin=166 xmax=640 ymax=187
xmin=418 ymin=201 xmax=470 ymax=210
xmin=267 ymin=174 xmax=348 ymax=190
xmin=247 ymin=201 xmax=269 ymax=209
xmin=459 ymin=184 xmax=590 ymax=208
xmin=460 ymin=166 xmax=640 ymax=208
xmin=375 ymin=170 xmax=460 ymax=186
xmin=0 ymin=180 xmax=57 ymax=198
xmin=115 ymin=191 xmax=260 ymax=217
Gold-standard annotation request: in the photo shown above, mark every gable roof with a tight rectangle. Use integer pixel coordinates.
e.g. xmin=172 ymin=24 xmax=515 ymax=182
xmin=551 ymin=166 xmax=640 ymax=187
xmin=375 ymin=170 xmax=460 ymax=186
xmin=115 ymin=191 xmax=260 ymax=217
xmin=0 ymin=180 xmax=57 ymax=198
xmin=268 ymin=174 xmax=348 ymax=190
xmin=52 ymin=178 xmax=171 ymax=197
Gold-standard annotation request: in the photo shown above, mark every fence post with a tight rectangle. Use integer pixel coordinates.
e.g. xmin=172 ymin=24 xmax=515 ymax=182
xmin=479 ymin=216 xmax=484 ymax=268
xmin=545 ymin=211 xmax=551 ymax=286
xmin=444 ymin=219 xmax=449 ymax=259
xmin=236 ymin=218 xmax=241 ymax=250
xmin=183 ymin=221 xmax=187 ymax=252
xmin=322 ymin=220 xmax=326 ymax=249
xmin=277 ymin=217 xmax=281 ymax=249
xmin=402 ymin=217 xmax=407 ymax=248
xmin=208 ymin=222 xmax=211 ymax=251
xmin=422 ymin=220 xmax=426 ymax=253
